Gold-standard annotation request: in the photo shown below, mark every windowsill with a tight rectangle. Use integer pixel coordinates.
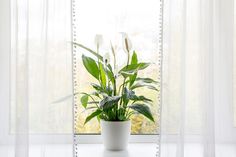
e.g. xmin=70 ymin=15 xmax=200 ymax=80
xmin=76 ymin=143 xmax=157 ymax=157
xmin=0 ymin=143 xmax=157 ymax=157
xmin=1 ymin=143 xmax=236 ymax=157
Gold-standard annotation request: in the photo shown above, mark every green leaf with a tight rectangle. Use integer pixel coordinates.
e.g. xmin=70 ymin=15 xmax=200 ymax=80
xmin=80 ymin=95 xmax=89 ymax=108
xmin=91 ymin=83 xmax=103 ymax=91
xmin=106 ymin=64 xmax=115 ymax=85
xmin=119 ymin=62 xmax=150 ymax=77
xmin=100 ymin=96 xmax=121 ymax=110
xmin=97 ymin=115 xmax=101 ymax=123
xmin=84 ymin=109 xmax=102 ymax=125
xmin=129 ymin=51 xmax=138 ymax=86
xmin=123 ymin=88 xmax=152 ymax=103
xmin=136 ymin=77 xmax=158 ymax=84
xmin=123 ymin=88 xmax=135 ymax=98
xmin=131 ymin=51 xmax=138 ymax=65
xmin=130 ymin=95 xmax=153 ymax=103
xmin=128 ymin=104 xmax=154 ymax=122
xmin=84 ymin=106 xmax=98 ymax=110
xmin=81 ymin=92 xmax=101 ymax=100
xmin=119 ymin=71 xmax=135 ymax=78
xmin=91 ymin=91 xmax=101 ymax=98
xmin=87 ymin=101 xmax=99 ymax=104
xmin=130 ymin=83 xmax=158 ymax=91
xmin=82 ymin=55 xmax=100 ymax=80
xmin=120 ymin=63 xmax=149 ymax=72
xmin=91 ymin=83 xmax=109 ymax=96
xmin=99 ymin=63 xmax=107 ymax=88
xmin=105 ymin=86 xmax=113 ymax=96
xmin=107 ymin=64 xmax=113 ymax=72
xmin=118 ymin=108 xmax=127 ymax=121
xmin=137 ymin=62 xmax=150 ymax=70
xmin=146 ymin=85 xmax=158 ymax=91
xmin=123 ymin=88 xmax=134 ymax=104
xmin=74 ymin=43 xmax=103 ymax=60
xmin=129 ymin=73 xmax=137 ymax=87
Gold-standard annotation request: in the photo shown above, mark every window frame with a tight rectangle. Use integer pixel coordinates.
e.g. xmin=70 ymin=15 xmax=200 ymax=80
xmin=3 ymin=0 xmax=236 ymax=145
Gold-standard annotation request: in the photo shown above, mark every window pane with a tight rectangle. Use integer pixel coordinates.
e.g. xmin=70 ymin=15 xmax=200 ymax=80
xmin=74 ymin=0 xmax=161 ymax=134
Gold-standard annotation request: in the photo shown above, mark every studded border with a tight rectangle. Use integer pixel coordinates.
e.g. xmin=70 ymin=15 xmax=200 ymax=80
xmin=71 ymin=0 xmax=164 ymax=156
xmin=156 ymin=0 xmax=164 ymax=157
xmin=71 ymin=0 xmax=79 ymax=156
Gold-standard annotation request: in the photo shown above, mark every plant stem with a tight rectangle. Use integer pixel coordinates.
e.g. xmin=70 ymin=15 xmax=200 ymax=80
xmin=113 ymin=76 xmax=116 ymax=96
xmin=97 ymin=45 xmax=102 ymax=86
xmin=110 ymin=41 xmax=117 ymax=96
xmin=88 ymin=95 xmax=99 ymax=109
xmin=119 ymin=48 xmax=130 ymax=107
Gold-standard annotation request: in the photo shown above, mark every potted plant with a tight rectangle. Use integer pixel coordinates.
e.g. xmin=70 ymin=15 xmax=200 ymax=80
xmin=74 ymin=33 xmax=157 ymax=150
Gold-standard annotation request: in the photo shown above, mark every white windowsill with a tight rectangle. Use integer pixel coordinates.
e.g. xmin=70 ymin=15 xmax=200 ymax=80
xmin=76 ymin=143 xmax=157 ymax=157
xmin=1 ymin=143 xmax=236 ymax=157
xmin=0 ymin=143 xmax=157 ymax=157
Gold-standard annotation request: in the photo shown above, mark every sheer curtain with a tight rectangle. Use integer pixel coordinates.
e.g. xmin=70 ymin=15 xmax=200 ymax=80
xmin=161 ymin=0 xmax=236 ymax=157
xmin=1 ymin=0 xmax=73 ymax=156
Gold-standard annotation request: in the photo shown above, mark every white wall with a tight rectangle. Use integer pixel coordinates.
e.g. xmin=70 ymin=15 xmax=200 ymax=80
xmin=0 ymin=0 xmax=11 ymax=144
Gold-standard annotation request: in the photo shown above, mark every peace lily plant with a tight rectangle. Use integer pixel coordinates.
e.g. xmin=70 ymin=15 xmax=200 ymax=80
xmin=74 ymin=33 xmax=158 ymax=150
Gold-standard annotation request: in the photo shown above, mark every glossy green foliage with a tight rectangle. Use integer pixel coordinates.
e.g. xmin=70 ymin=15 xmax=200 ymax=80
xmin=75 ymin=36 xmax=158 ymax=124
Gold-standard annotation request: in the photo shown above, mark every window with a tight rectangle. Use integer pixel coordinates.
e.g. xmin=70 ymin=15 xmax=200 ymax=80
xmin=73 ymin=0 xmax=161 ymax=134
xmin=10 ymin=0 xmax=161 ymax=136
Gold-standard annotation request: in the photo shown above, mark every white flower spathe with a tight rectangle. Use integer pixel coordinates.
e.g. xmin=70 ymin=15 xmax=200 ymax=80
xmin=120 ymin=32 xmax=132 ymax=53
xmin=104 ymin=52 xmax=110 ymax=64
xmin=94 ymin=34 xmax=103 ymax=49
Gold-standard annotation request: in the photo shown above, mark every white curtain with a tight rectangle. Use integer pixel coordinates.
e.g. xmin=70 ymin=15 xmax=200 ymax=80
xmin=161 ymin=0 xmax=236 ymax=157
xmin=0 ymin=0 xmax=73 ymax=156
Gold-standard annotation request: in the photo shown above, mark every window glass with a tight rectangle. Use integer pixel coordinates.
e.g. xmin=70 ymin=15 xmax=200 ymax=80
xmin=74 ymin=0 xmax=161 ymax=134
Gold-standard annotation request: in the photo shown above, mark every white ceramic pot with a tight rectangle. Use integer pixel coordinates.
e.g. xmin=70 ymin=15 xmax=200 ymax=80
xmin=101 ymin=120 xmax=131 ymax=151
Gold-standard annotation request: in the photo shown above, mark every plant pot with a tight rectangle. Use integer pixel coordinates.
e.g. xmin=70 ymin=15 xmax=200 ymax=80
xmin=101 ymin=120 xmax=131 ymax=151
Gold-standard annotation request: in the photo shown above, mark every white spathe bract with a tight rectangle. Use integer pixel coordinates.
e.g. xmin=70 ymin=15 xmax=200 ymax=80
xmin=94 ymin=34 xmax=103 ymax=49
xmin=104 ymin=52 xmax=110 ymax=64
xmin=120 ymin=32 xmax=132 ymax=53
